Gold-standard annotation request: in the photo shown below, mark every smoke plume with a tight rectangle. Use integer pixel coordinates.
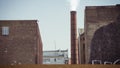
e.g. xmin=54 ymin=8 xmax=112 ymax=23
xmin=68 ymin=0 xmax=80 ymax=11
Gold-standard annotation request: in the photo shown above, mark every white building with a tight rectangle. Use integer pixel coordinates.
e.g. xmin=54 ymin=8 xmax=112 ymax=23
xmin=43 ymin=49 xmax=69 ymax=64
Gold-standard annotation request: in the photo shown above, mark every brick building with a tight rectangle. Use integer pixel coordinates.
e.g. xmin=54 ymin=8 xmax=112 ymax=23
xmin=77 ymin=28 xmax=85 ymax=64
xmin=78 ymin=32 xmax=85 ymax=64
xmin=84 ymin=5 xmax=120 ymax=64
xmin=0 ymin=20 xmax=43 ymax=65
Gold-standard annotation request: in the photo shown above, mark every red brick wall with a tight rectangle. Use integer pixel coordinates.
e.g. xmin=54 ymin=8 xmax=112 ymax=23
xmin=0 ymin=20 xmax=43 ymax=65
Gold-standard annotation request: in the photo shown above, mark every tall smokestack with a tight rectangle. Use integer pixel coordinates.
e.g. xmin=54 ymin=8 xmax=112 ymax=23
xmin=71 ymin=11 xmax=77 ymax=64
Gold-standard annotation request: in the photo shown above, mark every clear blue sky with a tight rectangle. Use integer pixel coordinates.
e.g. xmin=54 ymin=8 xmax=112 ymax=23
xmin=0 ymin=0 xmax=120 ymax=57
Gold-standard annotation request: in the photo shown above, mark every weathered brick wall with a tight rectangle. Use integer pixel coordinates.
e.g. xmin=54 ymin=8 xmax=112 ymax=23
xmin=0 ymin=20 xmax=43 ymax=65
xmin=85 ymin=5 xmax=120 ymax=64
xmin=90 ymin=21 xmax=120 ymax=64
xmin=79 ymin=33 xmax=85 ymax=64
xmin=36 ymin=23 xmax=43 ymax=64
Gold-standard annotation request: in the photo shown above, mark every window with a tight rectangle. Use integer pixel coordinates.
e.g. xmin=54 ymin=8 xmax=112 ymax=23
xmin=58 ymin=54 xmax=64 ymax=56
xmin=57 ymin=58 xmax=61 ymax=60
xmin=44 ymin=58 xmax=50 ymax=62
xmin=54 ymin=58 xmax=56 ymax=62
xmin=2 ymin=27 xmax=9 ymax=35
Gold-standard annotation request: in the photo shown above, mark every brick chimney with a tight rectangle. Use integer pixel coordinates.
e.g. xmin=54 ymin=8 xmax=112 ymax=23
xmin=70 ymin=11 xmax=77 ymax=64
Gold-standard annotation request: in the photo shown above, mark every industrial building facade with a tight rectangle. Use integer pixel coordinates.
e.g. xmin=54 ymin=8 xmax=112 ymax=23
xmin=84 ymin=5 xmax=120 ymax=64
xmin=0 ymin=20 xmax=43 ymax=65
xmin=78 ymin=32 xmax=85 ymax=64
xmin=77 ymin=28 xmax=85 ymax=64
xmin=43 ymin=50 xmax=68 ymax=64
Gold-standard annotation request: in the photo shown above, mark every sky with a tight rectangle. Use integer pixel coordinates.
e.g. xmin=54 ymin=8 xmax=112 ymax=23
xmin=0 ymin=0 xmax=120 ymax=57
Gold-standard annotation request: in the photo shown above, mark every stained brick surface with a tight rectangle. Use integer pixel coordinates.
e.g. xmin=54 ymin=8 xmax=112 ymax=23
xmin=85 ymin=5 xmax=120 ymax=63
xmin=90 ymin=21 xmax=120 ymax=64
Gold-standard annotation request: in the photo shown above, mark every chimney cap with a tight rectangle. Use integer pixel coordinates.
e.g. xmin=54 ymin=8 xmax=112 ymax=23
xmin=70 ymin=11 xmax=76 ymax=14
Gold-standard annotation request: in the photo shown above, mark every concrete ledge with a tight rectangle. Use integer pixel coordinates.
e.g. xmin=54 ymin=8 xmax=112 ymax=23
xmin=0 ymin=64 xmax=120 ymax=68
